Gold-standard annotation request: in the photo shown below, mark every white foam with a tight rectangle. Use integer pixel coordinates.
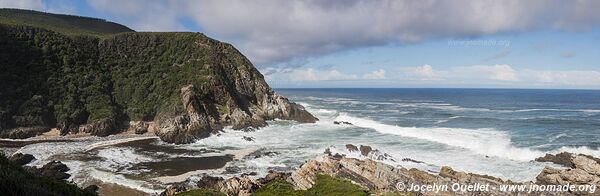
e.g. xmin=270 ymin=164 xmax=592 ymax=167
xmin=334 ymin=113 xmax=544 ymax=161
xmin=95 ymin=147 xmax=155 ymax=172
xmin=89 ymin=168 xmax=162 ymax=194
xmin=556 ymin=146 xmax=600 ymax=158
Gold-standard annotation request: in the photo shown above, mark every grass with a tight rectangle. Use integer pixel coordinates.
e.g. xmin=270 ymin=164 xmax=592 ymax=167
xmin=176 ymin=188 xmax=225 ymax=196
xmin=254 ymin=174 xmax=369 ymax=196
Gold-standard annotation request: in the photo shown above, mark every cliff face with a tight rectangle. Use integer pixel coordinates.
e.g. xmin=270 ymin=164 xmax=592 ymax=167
xmin=0 ymin=10 xmax=316 ymax=143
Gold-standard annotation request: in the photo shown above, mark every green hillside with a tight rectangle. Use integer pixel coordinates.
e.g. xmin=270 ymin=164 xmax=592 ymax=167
xmin=0 ymin=8 xmax=134 ymax=36
xmin=0 ymin=9 xmax=285 ymax=140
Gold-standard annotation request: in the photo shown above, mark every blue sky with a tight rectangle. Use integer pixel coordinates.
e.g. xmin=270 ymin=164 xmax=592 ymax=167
xmin=2 ymin=0 xmax=600 ymax=89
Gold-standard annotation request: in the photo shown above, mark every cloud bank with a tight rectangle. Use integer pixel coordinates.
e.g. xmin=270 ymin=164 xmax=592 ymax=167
xmin=51 ymin=0 xmax=600 ymax=67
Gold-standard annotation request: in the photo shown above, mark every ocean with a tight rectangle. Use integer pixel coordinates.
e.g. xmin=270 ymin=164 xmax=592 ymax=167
xmin=13 ymin=88 xmax=600 ymax=193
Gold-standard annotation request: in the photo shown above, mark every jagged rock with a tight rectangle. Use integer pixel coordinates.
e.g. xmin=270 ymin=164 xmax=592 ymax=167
xmin=196 ymin=175 xmax=224 ymax=189
xmin=77 ymin=118 xmax=120 ymax=137
xmin=535 ymin=152 xmax=575 ymax=168
xmin=359 ymin=145 xmax=372 ymax=156
xmin=130 ymin=121 xmax=150 ymax=134
xmin=334 ymin=121 xmax=353 ymax=125
xmin=156 ymin=84 xmax=317 ymax=144
xmin=155 ymin=85 xmax=216 ymax=144
xmin=536 ymin=154 xmax=600 ymax=194
xmin=9 ymin=153 xmax=35 ymax=165
xmin=290 ymin=149 xmax=516 ymax=195
xmin=160 ymin=184 xmax=187 ymax=196
xmin=345 ymin=144 xmax=358 ymax=152
xmin=242 ymin=136 xmax=255 ymax=142
xmin=572 ymin=155 xmax=600 ymax=176
xmin=37 ymin=161 xmax=70 ymax=180
xmin=215 ymin=177 xmax=260 ymax=196
xmin=401 ymin=158 xmax=424 ymax=164
xmin=241 ymin=172 xmax=258 ymax=177
xmin=245 ymin=150 xmax=279 ymax=159
xmin=257 ymin=171 xmax=290 ymax=184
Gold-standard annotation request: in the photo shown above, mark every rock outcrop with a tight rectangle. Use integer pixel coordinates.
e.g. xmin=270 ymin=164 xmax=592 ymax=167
xmin=193 ymin=171 xmax=289 ymax=196
xmin=290 ymin=147 xmax=600 ymax=195
xmin=155 ymin=83 xmax=316 ymax=144
xmin=25 ymin=160 xmax=71 ymax=181
xmin=536 ymin=154 xmax=600 ymax=188
xmin=535 ymin=152 xmax=576 ymax=168
xmin=9 ymin=153 xmax=35 ymax=165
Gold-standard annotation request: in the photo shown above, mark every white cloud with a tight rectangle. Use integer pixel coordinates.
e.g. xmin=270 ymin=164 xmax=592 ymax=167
xmin=529 ymin=70 xmax=600 ymax=86
xmin=287 ymin=68 xmax=357 ymax=81
xmin=400 ymin=64 xmax=441 ymax=81
xmin=363 ymin=69 xmax=386 ymax=80
xmin=455 ymin=64 xmax=519 ymax=81
xmin=77 ymin=0 xmax=600 ymax=67
xmin=0 ymin=0 xmax=44 ymax=10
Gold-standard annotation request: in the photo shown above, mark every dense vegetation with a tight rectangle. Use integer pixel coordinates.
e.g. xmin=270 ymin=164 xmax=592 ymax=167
xmin=0 ymin=153 xmax=94 ymax=195
xmin=0 ymin=9 xmax=261 ymax=138
xmin=0 ymin=8 xmax=133 ymax=36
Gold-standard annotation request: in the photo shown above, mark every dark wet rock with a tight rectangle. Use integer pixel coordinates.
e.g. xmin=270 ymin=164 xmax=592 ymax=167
xmin=83 ymin=185 xmax=99 ymax=194
xmin=359 ymin=145 xmax=372 ymax=156
xmin=9 ymin=153 xmax=35 ymax=165
xmin=334 ymin=121 xmax=353 ymax=125
xmin=345 ymin=144 xmax=358 ymax=152
xmin=257 ymin=171 xmax=291 ymax=184
xmin=535 ymin=152 xmax=575 ymax=168
xmin=245 ymin=150 xmax=279 ymax=159
xmin=160 ymin=184 xmax=187 ymax=196
xmin=401 ymin=158 xmax=424 ymax=164
xmin=196 ymin=175 xmax=224 ymax=189
xmin=224 ymin=166 xmax=242 ymax=174
xmin=324 ymin=147 xmax=332 ymax=156
xmin=38 ymin=161 xmax=70 ymax=180
xmin=240 ymin=127 xmax=256 ymax=132
xmin=0 ymin=126 xmax=51 ymax=139
xmin=242 ymin=136 xmax=255 ymax=142
xmin=241 ymin=172 xmax=258 ymax=177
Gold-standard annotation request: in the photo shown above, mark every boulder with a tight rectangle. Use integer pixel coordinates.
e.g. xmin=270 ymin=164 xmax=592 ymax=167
xmin=215 ymin=177 xmax=260 ymax=196
xmin=334 ymin=121 xmax=353 ymax=125
xmin=32 ymin=161 xmax=71 ymax=180
xmin=9 ymin=153 xmax=35 ymax=165
xmin=196 ymin=175 xmax=224 ymax=189
xmin=359 ymin=145 xmax=372 ymax=156
xmin=77 ymin=118 xmax=120 ymax=137
xmin=535 ymin=152 xmax=575 ymax=168
xmin=160 ymin=184 xmax=187 ymax=196
xmin=242 ymin=136 xmax=255 ymax=142
xmin=345 ymin=144 xmax=358 ymax=152
xmin=130 ymin=121 xmax=150 ymax=134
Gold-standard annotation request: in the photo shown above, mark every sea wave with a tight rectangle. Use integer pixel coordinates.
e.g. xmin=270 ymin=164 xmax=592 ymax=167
xmin=333 ymin=113 xmax=544 ymax=161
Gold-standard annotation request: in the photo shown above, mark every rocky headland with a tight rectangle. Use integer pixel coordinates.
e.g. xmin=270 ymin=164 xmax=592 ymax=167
xmin=0 ymin=8 xmax=316 ymax=144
